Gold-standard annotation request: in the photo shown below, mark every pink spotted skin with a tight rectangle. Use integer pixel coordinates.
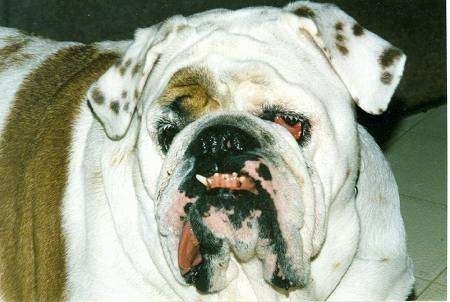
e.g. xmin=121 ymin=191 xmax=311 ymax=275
xmin=166 ymin=191 xmax=197 ymax=236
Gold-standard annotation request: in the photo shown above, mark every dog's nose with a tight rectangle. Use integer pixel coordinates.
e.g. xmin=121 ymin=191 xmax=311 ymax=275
xmin=190 ymin=125 xmax=259 ymax=156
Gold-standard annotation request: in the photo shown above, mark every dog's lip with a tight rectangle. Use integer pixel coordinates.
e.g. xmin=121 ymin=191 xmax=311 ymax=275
xmin=195 ymin=172 xmax=258 ymax=194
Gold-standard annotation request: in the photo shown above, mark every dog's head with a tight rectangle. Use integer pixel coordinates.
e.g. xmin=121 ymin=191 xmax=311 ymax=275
xmin=87 ymin=1 xmax=405 ymax=294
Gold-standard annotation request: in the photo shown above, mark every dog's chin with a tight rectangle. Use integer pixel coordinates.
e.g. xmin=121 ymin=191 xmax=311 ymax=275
xmin=157 ymin=151 xmax=309 ymax=293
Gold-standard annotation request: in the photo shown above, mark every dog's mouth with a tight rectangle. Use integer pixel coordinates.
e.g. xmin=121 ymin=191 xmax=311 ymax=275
xmin=167 ymin=155 xmax=307 ymax=293
xmin=157 ymin=124 xmax=308 ymax=293
xmin=195 ymin=172 xmax=258 ymax=194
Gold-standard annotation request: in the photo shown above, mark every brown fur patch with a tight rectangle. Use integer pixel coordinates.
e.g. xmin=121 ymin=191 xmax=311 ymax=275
xmin=379 ymin=48 xmax=402 ymax=68
xmin=91 ymin=86 xmax=105 ymax=104
xmin=336 ymin=43 xmax=349 ymax=55
xmin=0 ymin=44 xmax=118 ymax=301
xmin=110 ymin=100 xmax=120 ymax=114
xmin=131 ymin=63 xmax=141 ymax=76
xmin=157 ymin=67 xmax=219 ymax=118
xmin=336 ymin=33 xmax=345 ymax=42
xmin=0 ymin=36 xmax=33 ymax=71
xmin=352 ymin=23 xmax=364 ymax=36
xmin=119 ymin=65 xmax=126 ymax=76
xmin=331 ymin=261 xmax=341 ymax=271
xmin=335 ymin=22 xmax=344 ymax=31
xmin=380 ymin=71 xmax=393 ymax=84
xmin=118 ymin=58 xmax=131 ymax=76
xmin=293 ymin=6 xmax=315 ymax=18
xmin=123 ymin=58 xmax=131 ymax=68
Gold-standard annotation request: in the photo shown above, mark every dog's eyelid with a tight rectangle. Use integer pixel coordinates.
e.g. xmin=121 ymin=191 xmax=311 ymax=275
xmin=156 ymin=118 xmax=180 ymax=154
xmin=257 ymin=104 xmax=311 ymax=145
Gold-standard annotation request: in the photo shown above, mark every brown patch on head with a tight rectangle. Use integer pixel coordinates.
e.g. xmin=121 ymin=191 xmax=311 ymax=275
xmin=380 ymin=71 xmax=393 ymax=84
xmin=379 ymin=48 xmax=402 ymax=68
xmin=294 ymin=6 xmax=315 ymax=18
xmin=110 ymin=101 xmax=120 ymax=114
xmin=0 ymin=36 xmax=33 ymax=71
xmin=157 ymin=67 xmax=219 ymax=118
xmin=352 ymin=23 xmax=364 ymax=36
xmin=0 ymin=45 xmax=118 ymax=301
xmin=336 ymin=44 xmax=349 ymax=55
xmin=91 ymin=86 xmax=105 ymax=104
xmin=335 ymin=22 xmax=344 ymax=31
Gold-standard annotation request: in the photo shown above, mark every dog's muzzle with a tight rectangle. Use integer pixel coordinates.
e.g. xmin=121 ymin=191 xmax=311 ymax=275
xmin=157 ymin=118 xmax=307 ymax=293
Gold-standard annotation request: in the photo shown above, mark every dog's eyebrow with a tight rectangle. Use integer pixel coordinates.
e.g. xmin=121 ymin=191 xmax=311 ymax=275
xmin=157 ymin=67 xmax=219 ymax=117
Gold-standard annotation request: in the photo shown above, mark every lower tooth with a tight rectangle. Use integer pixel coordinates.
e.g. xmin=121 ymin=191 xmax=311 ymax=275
xmin=195 ymin=174 xmax=209 ymax=187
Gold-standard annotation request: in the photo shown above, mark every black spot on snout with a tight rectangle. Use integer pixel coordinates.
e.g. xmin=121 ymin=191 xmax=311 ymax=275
xmin=257 ymin=163 xmax=272 ymax=181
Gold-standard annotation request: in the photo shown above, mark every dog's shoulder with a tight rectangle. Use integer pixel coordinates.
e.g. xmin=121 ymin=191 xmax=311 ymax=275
xmin=0 ymin=28 xmax=124 ymax=301
xmin=355 ymin=125 xmax=407 ymax=259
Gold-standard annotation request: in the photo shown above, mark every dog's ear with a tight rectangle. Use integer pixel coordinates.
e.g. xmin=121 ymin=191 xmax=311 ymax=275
xmin=87 ymin=26 xmax=163 ymax=140
xmin=284 ymin=2 xmax=406 ymax=115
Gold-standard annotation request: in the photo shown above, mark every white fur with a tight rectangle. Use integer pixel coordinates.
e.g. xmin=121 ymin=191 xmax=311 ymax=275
xmin=0 ymin=1 xmax=413 ymax=301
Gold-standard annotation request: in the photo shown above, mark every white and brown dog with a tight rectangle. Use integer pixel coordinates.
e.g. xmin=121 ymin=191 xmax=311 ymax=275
xmin=0 ymin=1 xmax=414 ymax=301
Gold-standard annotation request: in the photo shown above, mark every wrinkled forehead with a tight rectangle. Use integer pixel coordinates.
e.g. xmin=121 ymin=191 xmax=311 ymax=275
xmin=143 ymin=7 xmax=345 ymax=110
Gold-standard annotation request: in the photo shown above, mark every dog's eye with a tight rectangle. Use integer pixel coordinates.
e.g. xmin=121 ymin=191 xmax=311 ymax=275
xmin=260 ymin=106 xmax=309 ymax=144
xmin=157 ymin=119 xmax=180 ymax=153
xmin=273 ymin=114 xmax=303 ymax=140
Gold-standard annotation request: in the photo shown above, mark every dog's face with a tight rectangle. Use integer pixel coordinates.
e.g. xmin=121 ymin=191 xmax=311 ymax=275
xmin=87 ymin=2 xmax=405 ymax=294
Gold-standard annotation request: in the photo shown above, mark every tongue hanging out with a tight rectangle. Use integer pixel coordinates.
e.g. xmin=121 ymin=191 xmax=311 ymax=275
xmin=178 ymin=221 xmax=203 ymax=275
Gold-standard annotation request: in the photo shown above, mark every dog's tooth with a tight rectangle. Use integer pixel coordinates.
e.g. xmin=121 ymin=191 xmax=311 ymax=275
xmin=232 ymin=172 xmax=238 ymax=177
xmin=195 ymin=174 xmax=209 ymax=187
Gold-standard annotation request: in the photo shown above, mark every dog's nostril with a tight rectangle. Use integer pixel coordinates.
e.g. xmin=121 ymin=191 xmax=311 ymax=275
xmin=190 ymin=125 xmax=259 ymax=156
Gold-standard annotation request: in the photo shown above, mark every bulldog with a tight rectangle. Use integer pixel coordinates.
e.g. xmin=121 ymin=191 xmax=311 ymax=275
xmin=0 ymin=1 xmax=415 ymax=301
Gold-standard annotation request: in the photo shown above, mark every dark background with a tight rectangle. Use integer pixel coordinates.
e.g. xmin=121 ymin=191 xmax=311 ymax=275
xmin=0 ymin=0 xmax=445 ymax=144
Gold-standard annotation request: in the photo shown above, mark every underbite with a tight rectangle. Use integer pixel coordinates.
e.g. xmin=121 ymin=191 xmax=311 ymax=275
xmin=195 ymin=172 xmax=258 ymax=194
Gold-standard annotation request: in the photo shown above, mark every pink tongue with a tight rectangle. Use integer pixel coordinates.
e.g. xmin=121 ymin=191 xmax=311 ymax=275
xmin=178 ymin=222 xmax=203 ymax=275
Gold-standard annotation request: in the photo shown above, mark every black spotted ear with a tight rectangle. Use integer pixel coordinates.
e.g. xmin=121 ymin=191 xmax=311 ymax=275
xmin=87 ymin=26 xmax=162 ymax=140
xmin=284 ymin=2 xmax=406 ymax=115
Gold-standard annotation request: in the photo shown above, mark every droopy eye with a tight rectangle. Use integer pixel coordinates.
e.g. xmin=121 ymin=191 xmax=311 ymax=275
xmin=156 ymin=118 xmax=180 ymax=154
xmin=260 ymin=105 xmax=310 ymax=144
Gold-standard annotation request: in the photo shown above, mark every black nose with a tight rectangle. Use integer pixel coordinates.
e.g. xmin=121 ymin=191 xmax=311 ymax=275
xmin=189 ymin=125 xmax=259 ymax=157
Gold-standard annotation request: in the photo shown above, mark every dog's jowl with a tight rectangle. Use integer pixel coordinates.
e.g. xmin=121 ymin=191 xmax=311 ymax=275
xmin=0 ymin=1 xmax=414 ymax=301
